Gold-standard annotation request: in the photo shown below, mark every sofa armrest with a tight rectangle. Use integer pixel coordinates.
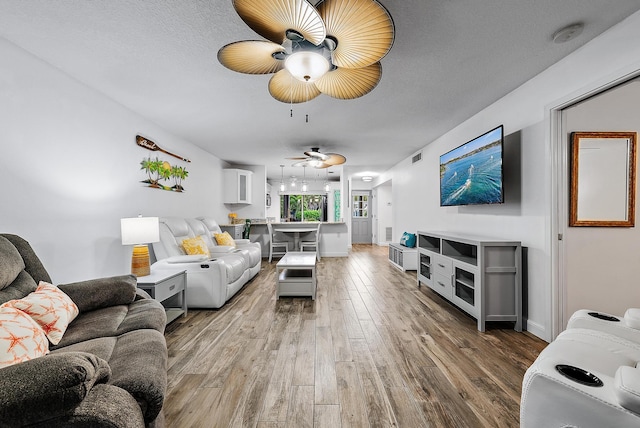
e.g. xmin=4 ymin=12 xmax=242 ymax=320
xmin=165 ymin=254 xmax=208 ymax=263
xmin=0 ymin=352 xmax=111 ymax=426
xmin=615 ymin=366 xmax=640 ymax=414
xmin=234 ymin=239 xmax=251 ymax=245
xmin=135 ymin=288 xmax=153 ymax=300
xmin=58 ymin=275 xmax=137 ymax=312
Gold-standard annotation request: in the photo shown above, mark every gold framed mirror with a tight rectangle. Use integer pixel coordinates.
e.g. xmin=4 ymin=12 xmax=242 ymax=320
xmin=570 ymin=131 xmax=637 ymax=227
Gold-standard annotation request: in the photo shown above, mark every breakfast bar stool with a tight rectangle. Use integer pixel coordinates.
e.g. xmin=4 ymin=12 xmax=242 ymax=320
xmin=300 ymin=223 xmax=321 ymax=261
xmin=267 ymin=223 xmax=288 ymax=262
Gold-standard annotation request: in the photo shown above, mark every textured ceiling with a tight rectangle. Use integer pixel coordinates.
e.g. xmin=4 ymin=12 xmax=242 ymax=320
xmin=1 ymin=0 xmax=639 ymax=181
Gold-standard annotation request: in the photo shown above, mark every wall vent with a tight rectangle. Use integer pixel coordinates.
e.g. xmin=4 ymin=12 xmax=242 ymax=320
xmin=412 ymin=151 xmax=422 ymax=164
xmin=385 ymin=227 xmax=393 ymax=241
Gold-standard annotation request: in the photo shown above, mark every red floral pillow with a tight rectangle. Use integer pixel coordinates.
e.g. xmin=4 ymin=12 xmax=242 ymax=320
xmin=6 ymin=281 xmax=79 ymax=345
xmin=0 ymin=305 xmax=49 ymax=368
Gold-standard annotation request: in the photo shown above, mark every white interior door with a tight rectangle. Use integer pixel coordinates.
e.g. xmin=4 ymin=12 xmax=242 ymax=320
xmin=351 ymin=191 xmax=372 ymax=244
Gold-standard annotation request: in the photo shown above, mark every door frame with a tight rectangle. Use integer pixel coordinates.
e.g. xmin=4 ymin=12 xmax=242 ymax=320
xmin=549 ymin=66 xmax=640 ymax=340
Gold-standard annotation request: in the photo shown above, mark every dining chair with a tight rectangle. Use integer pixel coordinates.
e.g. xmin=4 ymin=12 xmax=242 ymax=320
xmin=267 ymin=223 xmax=288 ymax=262
xmin=300 ymin=223 xmax=321 ymax=261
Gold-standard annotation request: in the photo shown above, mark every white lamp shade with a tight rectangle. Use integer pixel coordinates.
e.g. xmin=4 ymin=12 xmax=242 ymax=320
xmin=120 ymin=217 xmax=160 ymax=245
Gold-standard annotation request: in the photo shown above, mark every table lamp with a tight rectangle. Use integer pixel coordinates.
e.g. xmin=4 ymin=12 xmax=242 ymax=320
xmin=120 ymin=216 xmax=160 ymax=277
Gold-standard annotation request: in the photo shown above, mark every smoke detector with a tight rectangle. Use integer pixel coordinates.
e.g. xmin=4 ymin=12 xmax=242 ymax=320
xmin=552 ymin=23 xmax=584 ymax=44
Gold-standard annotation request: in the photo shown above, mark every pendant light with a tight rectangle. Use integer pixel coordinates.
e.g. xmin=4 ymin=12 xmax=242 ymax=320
xmin=279 ymin=164 xmax=285 ymax=192
xmin=324 ymin=169 xmax=331 ymax=192
xmin=301 ymin=165 xmax=308 ymax=192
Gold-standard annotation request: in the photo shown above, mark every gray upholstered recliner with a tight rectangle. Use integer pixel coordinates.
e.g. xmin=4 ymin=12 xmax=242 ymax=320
xmin=0 ymin=234 xmax=168 ymax=428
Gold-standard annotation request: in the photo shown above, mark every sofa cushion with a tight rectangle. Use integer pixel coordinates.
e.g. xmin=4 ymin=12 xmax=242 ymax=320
xmin=0 ymin=351 xmax=111 ymax=426
xmin=0 ymin=236 xmax=25 ymax=290
xmin=236 ymin=245 xmax=261 ymax=267
xmin=54 ymin=329 xmax=167 ymax=423
xmin=0 ymin=270 xmax=38 ymax=306
xmin=52 ymin=298 xmax=166 ymax=349
xmin=219 ymin=253 xmax=247 ymax=283
xmin=0 ymin=305 xmax=49 ymax=368
xmin=6 ymin=281 xmax=79 ymax=345
xmin=198 ymin=217 xmax=223 ymax=234
xmin=0 ymin=234 xmax=52 ymax=288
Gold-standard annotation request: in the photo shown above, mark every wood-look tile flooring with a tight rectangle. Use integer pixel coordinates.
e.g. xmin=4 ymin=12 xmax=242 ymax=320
xmin=163 ymin=245 xmax=547 ymax=428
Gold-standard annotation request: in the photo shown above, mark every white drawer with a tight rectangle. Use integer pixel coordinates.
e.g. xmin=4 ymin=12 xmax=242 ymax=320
xmin=429 ymin=272 xmax=452 ymax=299
xmin=432 ymin=255 xmax=452 ymax=277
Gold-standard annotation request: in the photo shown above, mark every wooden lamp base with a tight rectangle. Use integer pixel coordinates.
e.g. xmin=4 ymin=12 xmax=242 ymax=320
xmin=131 ymin=244 xmax=151 ymax=277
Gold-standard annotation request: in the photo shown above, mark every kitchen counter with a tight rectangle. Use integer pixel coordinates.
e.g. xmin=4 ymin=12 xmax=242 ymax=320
xmin=248 ymin=222 xmax=348 ymax=258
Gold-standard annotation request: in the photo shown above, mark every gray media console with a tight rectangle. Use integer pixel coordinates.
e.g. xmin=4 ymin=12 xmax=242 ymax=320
xmin=416 ymin=231 xmax=522 ymax=332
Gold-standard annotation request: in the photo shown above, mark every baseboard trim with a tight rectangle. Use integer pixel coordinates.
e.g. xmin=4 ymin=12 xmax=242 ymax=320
xmin=524 ymin=320 xmax=548 ymax=342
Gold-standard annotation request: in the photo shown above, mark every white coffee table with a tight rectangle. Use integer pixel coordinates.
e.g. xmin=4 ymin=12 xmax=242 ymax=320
xmin=276 ymin=252 xmax=317 ymax=300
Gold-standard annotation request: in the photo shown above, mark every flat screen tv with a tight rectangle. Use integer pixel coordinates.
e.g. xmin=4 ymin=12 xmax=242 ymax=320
xmin=440 ymin=125 xmax=504 ymax=206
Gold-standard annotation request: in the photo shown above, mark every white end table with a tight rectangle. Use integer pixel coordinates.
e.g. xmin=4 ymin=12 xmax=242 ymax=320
xmin=137 ymin=269 xmax=187 ymax=324
xmin=276 ymin=252 xmax=317 ymax=300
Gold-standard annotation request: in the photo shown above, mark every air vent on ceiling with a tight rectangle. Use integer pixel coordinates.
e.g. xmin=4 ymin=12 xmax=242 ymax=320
xmin=385 ymin=227 xmax=393 ymax=242
xmin=412 ymin=152 xmax=422 ymax=164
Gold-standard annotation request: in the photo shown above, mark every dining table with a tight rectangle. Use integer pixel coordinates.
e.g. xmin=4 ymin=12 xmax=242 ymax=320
xmin=272 ymin=224 xmax=320 ymax=251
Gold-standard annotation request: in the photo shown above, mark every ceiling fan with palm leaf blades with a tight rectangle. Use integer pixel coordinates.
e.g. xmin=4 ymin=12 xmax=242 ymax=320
xmin=288 ymin=147 xmax=346 ymax=168
xmin=218 ymin=0 xmax=395 ymax=103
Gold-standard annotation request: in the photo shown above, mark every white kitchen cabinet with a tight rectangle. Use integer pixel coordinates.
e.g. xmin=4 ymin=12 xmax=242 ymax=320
xmin=223 ymin=169 xmax=252 ymax=204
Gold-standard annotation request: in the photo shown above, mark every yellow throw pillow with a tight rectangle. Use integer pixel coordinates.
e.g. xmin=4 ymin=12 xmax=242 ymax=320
xmin=6 ymin=281 xmax=80 ymax=345
xmin=181 ymin=236 xmax=211 ymax=258
xmin=0 ymin=305 xmax=50 ymax=368
xmin=214 ymin=232 xmax=236 ymax=247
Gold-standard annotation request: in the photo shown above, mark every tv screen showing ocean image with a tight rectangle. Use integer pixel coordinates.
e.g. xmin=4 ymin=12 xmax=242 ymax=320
xmin=440 ymin=126 xmax=504 ymax=206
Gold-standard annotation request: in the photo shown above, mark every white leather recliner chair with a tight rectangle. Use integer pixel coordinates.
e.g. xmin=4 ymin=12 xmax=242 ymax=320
xmin=521 ymin=309 xmax=640 ymax=428
xmin=151 ymin=217 xmax=258 ymax=309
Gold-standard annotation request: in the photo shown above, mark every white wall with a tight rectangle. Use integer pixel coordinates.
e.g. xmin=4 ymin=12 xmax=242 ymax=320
xmin=375 ymin=183 xmax=393 ymax=245
xmin=389 ymin=11 xmax=640 ymax=341
xmin=0 ymin=38 xmax=228 ymax=283
xmin=561 ymin=79 xmax=640 ymax=325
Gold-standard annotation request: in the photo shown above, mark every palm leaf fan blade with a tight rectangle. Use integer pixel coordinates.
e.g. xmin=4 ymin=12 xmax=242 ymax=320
xmin=315 ymin=62 xmax=381 ymax=99
xmin=269 ymin=69 xmax=321 ymax=103
xmin=316 ymin=0 xmax=394 ymax=69
xmin=323 ymin=153 xmax=346 ymax=165
xmin=233 ymin=0 xmax=326 ymax=45
xmin=218 ymin=41 xmax=285 ymax=74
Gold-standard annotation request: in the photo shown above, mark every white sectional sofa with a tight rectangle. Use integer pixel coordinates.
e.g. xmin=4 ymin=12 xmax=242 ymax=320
xmin=521 ymin=308 xmax=640 ymax=427
xmin=151 ymin=217 xmax=261 ymax=308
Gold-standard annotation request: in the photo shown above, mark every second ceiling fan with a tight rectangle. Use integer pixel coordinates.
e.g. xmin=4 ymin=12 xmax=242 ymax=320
xmin=288 ymin=147 xmax=346 ymax=169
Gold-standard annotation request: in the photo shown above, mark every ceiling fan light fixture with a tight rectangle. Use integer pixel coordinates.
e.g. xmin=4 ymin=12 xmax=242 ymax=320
xmin=285 ymin=51 xmax=330 ymax=82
